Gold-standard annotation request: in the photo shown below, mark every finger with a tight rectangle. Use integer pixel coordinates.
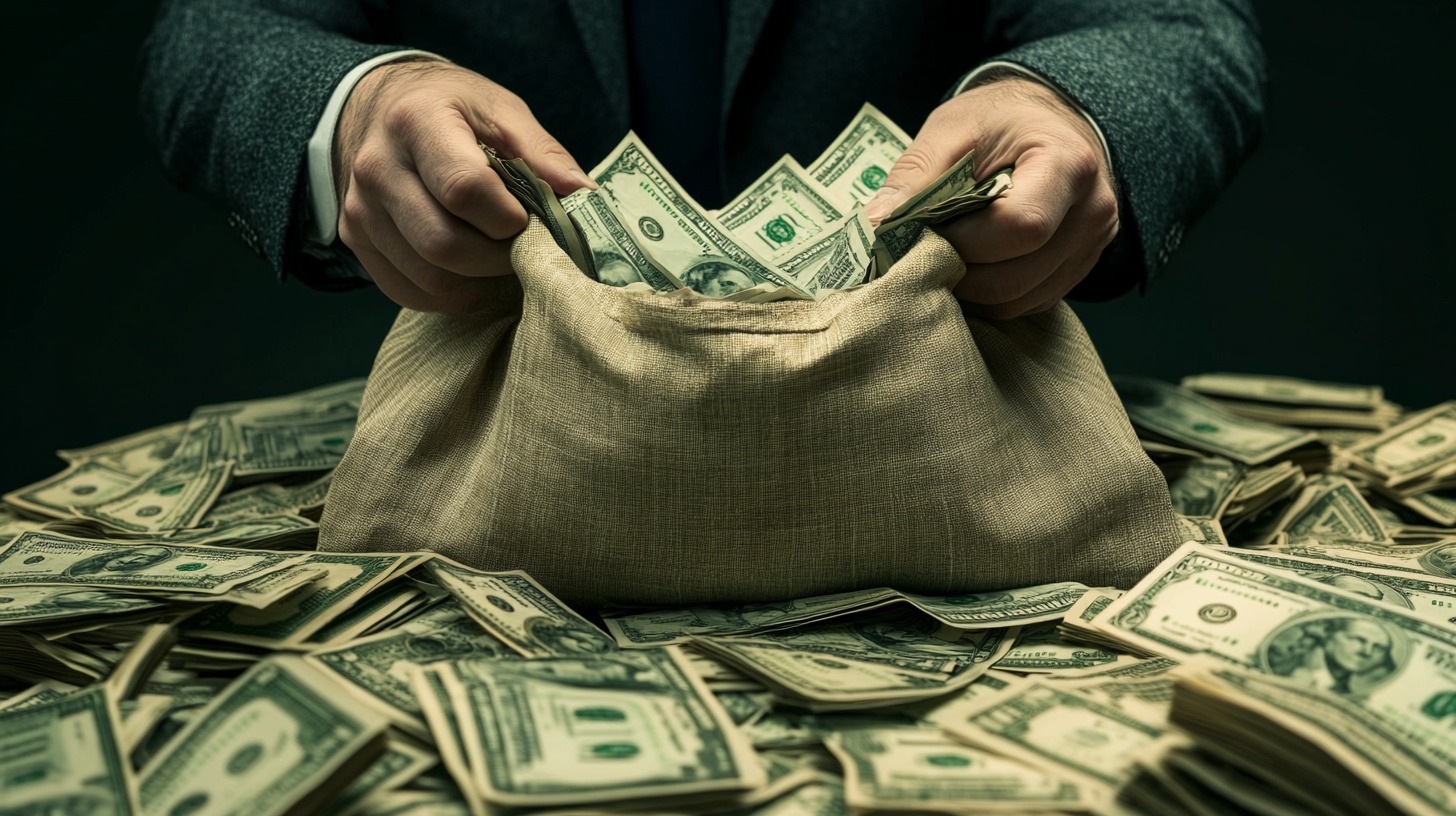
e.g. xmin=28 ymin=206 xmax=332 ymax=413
xmin=946 ymin=200 xmax=1084 ymax=305
xmin=339 ymin=219 xmax=438 ymax=312
xmin=490 ymin=100 xmax=595 ymax=197
xmin=959 ymin=247 xmax=1098 ymax=320
xmin=864 ymin=120 xmax=966 ymax=224
xmin=937 ymin=149 xmax=1084 ymax=265
xmin=404 ymin=110 xmax=530 ymax=240
xmin=372 ymin=170 xmax=515 ymax=278
xmin=356 ymin=188 xmax=506 ymax=302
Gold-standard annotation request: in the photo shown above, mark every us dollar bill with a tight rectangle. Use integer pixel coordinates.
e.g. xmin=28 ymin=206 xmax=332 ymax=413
xmin=4 ymin=460 xmax=138 ymax=519
xmin=184 ymin=553 xmax=410 ymax=646
xmin=480 ymin=142 xmax=593 ymax=275
xmin=139 ymin=657 xmax=388 ymax=816
xmin=563 ymin=187 xmax=684 ymax=291
xmin=826 ymin=727 xmax=1091 ymax=812
xmin=587 ymin=133 xmax=806 ymax=298
xmin=1262 ymin=535 xmax=1456 ymax=581
xmin=1093 ymin=543 xmax=1456 ymax=765
xmin=991 ymin=621 xmax=1138 ymax=674
xmin=56 ymin=419 xmax=187 ymax=475
xmin=1218 ymin=545 xmax=1456 ymax=627
xmin=430 ymin=647 xmax=764 ymax=806
xmin=1165 ymin=457 xmax=1244 ymax=519
xmin=806 ymin=102 xmax=911 ymax=210
xmin=0 ymin=584 xmax=165 ymax=627
xmin=605 ymin=583 xmax=1087 ymax=648
xmin=688 ymin=628 xmax=1011 ymax=709
xmin=1113 ymin=376 xmax=1320 ymax=465
xmin=776 ymin=209 xmax=874 ymax=292
xmin=423 ymin=559 xmax=614 ymax=657
xmin=1344 ymin=401 xmax=1456 ymax=489
xmin=307 ymin=603 xmax=516 ymax=728
xmin=717 ymin=156 xmax=844 ymax=258
xmin=0 ymin=531 xmax=305 ymax=595
xmin=197 ymin=380 xmax=365 ymax=477
xmin=1172 ymin=659 xmax=1456 ymax=816
xmin=1277 ymin=474 xmax=1392 ymax=544
xmin=0 ymin=684 xmax=139 ymax=814
xmin=76 ymin=415 xmax=233 ymax=532
xmin=1180 ymin=372 xmax=1384 ymax=409
xmin=931 ymin=678 xmax=1167 ymax=798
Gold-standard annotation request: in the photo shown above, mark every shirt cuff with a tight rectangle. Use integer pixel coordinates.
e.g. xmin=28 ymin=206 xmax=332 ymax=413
xmin=954 ymin=60 xmax=1113 ymax=177
xmin=305 ymin=49 xmax=448 ymax=247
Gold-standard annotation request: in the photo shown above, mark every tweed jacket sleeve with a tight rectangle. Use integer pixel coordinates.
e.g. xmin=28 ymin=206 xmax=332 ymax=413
xmin=970 ymin=0 xmax=1267 ymax=300
xmin=139 ymin=0 xmax=408 ymax=290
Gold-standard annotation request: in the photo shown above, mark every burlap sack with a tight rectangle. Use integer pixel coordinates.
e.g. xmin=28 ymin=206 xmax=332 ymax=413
xmin=320 ymin=220 xmax=1181 ymax=608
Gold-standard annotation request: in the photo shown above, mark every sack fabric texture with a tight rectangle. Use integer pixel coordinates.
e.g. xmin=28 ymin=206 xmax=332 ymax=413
xmin=320 ymin=221 xmax=1182 ymax=609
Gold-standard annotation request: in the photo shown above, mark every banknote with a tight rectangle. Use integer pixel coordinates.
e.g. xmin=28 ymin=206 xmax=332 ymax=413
xmin=139 ymin=657 xmax=389 ymax=816
xmin=4 ymin=460 xmax=138 ymax=519
xmin=991 ymin=621 xmax=1138 ymax=674
xmin=1165 ymin=457 xmax=1244 ymax=518
xmin=587 ymin=133 xmax=804 ymax=297
xmin=606 ymin=583 xmax=1087 ymax=648
xmin=932 ymin=678 xmax=1167 ymax=798
xmin=0 ymin=583 xmax=165 ymax=627
xmin=77 ymin=415 xmax=233 ymax=532
xmin=775 ymin=209 xmax=874 ymax=292
xmin=717 ymin=156 xmax=844 ymax=258
xmin=197 ymin=380 xmax=365 ymax=477
xmin=826 ymin=727 xmax=1090 ymax=812
xmin=1113 ymin=376 xmax=1320 ymax=465
xmin=0 ymin=684 xmax=138 ymax=814
xmin=0 ymin=531 xmax=304 ymax=595
xmin=1173 ymin=659 xmax=1456 ymax=816
xmin=56 ymin=419 xmax=187 ymax=475
xmin=432 ymin=648 xmax=764 ymax=806
xmin=424 ymin=560 xmax=614 ymax=657
xmin=806 ymin=102 xmax=912 ymax=209
xmin=185 ymin=553 xmax=410 ymax=646
xmin=307 ymin=603 xmax=516 ymax=727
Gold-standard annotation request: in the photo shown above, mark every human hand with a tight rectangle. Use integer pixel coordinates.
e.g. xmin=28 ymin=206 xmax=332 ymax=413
xmin=864 ymin=78 xmax=1117 ymax=319
xmin=334 ymin=61 xmax=593 ymax=314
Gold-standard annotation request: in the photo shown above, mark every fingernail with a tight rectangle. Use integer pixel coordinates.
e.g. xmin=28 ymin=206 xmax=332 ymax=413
xmin=571 ymin=169 xmax=596 ymax=189
xmin=863 ymin=194 xmax=894 ymax=223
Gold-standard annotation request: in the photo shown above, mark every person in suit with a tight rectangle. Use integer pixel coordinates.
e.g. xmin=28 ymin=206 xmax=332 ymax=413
xmin=139 ymin=1 xmax=1265 ymax=319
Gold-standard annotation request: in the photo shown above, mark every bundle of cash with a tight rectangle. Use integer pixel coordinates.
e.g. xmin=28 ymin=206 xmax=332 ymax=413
xmin=1 ymin=371 xmax=1453 ymax=814
xmin=491 ymin=103 xmax=1013 ymax=302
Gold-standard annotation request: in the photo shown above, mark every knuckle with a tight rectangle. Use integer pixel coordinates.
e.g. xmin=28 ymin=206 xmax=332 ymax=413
xmin=437 ymin=165 xmax=490 ymax=213
xmin=1001 ymin=204 xmax=1056 ymax=252
xmin=886 ymin=147 xmax=940 ymax=186
xmin=1064 ymin=142 xmax=1102 ymax=186
xmin=382 ymin=94 xmax=429 ymax=136
xmin=351 ymin=147 xmax=390 ymax=189
xmin=414 ymin=224 xmax=468 ymax=270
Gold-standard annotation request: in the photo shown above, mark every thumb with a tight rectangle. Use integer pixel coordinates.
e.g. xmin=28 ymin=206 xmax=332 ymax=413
xmin=864 ymin=123 xmax=964 ymax=225
xmin=493 ymin=105 xmax=595 ymax=197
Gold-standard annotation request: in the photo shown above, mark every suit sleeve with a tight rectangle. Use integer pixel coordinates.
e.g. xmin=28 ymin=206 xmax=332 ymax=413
xmin=139 ymin=0 xmax=408 ymax=290
xmin=968 ymin=0 xmax=1267 ymax=300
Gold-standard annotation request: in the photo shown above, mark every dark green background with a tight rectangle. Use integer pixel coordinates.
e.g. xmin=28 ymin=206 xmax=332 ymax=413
xmin=3 ymin=2 xmax=1451 ymax=487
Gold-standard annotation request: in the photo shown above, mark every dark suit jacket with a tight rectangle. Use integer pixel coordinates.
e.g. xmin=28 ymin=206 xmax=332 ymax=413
xmin=138 ymin=0 xmax=1265 ymax=301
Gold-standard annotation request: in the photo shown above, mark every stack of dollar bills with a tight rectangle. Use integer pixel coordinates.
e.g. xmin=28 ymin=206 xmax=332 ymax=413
xmin=1 ymin=372 xmax=1453 ymax=815
xmin=489 ymin=103 xmax=1013 ymax=302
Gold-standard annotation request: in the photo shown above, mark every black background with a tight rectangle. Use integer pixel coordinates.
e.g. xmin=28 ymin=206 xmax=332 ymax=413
xmin=2 ymin=2 xmax=1452 ymax=487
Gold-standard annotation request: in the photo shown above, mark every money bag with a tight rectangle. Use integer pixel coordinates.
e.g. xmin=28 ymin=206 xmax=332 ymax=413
xmin=319 ymin=220 xmax=1182 ymax=608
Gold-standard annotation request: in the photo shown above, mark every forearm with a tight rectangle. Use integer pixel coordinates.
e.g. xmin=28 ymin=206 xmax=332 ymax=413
xmin=139 ymin=0 xmax=408 ymax=288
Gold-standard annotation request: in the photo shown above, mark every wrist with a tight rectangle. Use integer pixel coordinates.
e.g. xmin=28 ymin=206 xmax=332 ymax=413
xmin=333 ymin=58 xmax=450 ymax=199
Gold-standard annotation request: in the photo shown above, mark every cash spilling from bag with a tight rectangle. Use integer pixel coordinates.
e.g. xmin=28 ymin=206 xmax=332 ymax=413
xmin=485 ymin=102 xmax=1013 ymax=302
xmin=2 ymin=372 xmax=1454 ymax=814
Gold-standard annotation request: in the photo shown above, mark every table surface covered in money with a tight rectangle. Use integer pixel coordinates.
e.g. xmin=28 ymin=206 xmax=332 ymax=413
xmin=2 ymin=371 xmax=1453 ymax=816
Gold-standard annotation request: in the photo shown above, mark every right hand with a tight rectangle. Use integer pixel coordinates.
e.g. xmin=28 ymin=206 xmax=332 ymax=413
xmin=334 ymin=60 xmax=593 ymax=314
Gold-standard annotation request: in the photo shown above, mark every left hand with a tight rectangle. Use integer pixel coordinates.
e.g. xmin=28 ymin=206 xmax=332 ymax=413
xmin=864 ymin=77 xmax=1119 ymax=319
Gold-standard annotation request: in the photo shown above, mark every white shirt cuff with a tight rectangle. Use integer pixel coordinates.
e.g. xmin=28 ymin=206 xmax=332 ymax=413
xmin=305 ymin=50 xmax=448 ymax=247
xmin=954 ymin=60 xmax=1113 ymax=175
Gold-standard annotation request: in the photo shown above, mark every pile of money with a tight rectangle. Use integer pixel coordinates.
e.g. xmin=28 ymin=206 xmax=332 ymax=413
xmin=492 ymin=103 xmax=1013 ymax=301
xmin=1 ymin=373 xmax=1452 ymax=814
